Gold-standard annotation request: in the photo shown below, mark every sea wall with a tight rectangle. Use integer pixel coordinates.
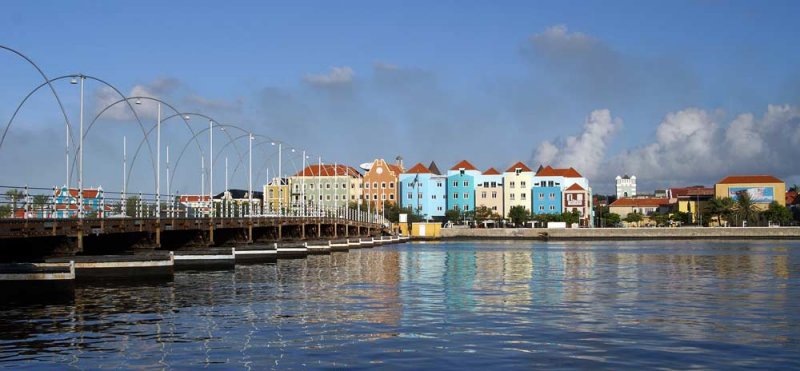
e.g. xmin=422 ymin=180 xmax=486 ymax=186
xmin=438 ymin=227 xmax=800 ymax=240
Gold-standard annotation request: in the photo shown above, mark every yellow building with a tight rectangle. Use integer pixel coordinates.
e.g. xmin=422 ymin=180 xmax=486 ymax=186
xmin=668 ymin=186 xmax=714 ymax=224
xmin=263 ymin=178 xmax=290 ymax=213
xmin=715 ymin=175 xmax=785 ymax=210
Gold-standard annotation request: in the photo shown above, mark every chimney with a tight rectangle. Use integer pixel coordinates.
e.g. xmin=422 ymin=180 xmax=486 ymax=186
xmin=395 ymin=155 xmax=404 ymax=171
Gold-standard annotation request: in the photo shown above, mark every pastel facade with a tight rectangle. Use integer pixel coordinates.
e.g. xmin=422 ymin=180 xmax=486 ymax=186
xmin=615 ymin=175 xmax=636 ymax=199
xmin=53 ymin=186 xmax=106 ymax=218
xmin=475 ymin=168 xmax=504 ymax=217
xmin=399 ymin=163 xmax=447 ymax=220
xmin=290 ymin=164 xmax=363 ymax=209
xmin=263 ymin=178 xmax=290 ymax=212
xmin=563 ymin=183 xmax=591 ymax=226
xmin=667 ymin=186 xmax=714 ymax=224
xmin=608 ymin=198 xmax=671 ymax=219
xmin=714 ymin=175 xmax=786 ymax=209
xmin=532 ymin=166 xmax=593 ymax=225
xmin=503 ymin=162 xmax=534 ymax=217
xmin=362 ymin=159 xmax=404 ymax=212
xmin=447 ymin=160 xmax=480 ymax=212
xmin=532 ymin=186 xmax=561 ymax=214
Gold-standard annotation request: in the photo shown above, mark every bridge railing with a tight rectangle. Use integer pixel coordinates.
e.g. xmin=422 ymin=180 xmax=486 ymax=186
xmin=0 ymin=185 xmax=389 ymax=226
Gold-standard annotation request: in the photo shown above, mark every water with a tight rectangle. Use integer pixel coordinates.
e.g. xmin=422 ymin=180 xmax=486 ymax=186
xmin=1 ymin=240 xmax=799 ymax=369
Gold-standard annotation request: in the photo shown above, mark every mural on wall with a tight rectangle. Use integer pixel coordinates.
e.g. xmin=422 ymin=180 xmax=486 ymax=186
xmin=728 ymin=187 xmax=774 ymax=203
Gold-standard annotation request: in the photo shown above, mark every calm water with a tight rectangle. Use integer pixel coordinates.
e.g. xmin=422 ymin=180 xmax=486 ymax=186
xmin=1 ymin=240 xmax=799 ymax=369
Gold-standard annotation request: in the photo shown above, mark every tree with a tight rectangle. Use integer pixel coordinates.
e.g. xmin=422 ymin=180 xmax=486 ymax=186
xmin=473 ymin=206 xmax=493 ymax=224
xmin=562 ymin=210 xmax=580 ymax=225
xmin=603 ymin=212 xmax=621 ymax=226
xmin=508 ymin=206 xmax=530 ymax=226
xmin=125 ymin=195 xmax=140 ymax=217
xmin=0 ymin=205 xmax=10 ymax=218
xmin=763 ymin=201 xmax=792 ymax=225
xmin=4 ymin=189 xmax=24 ymax=212
xmin=670 ymin=211 xmax=690 ymax=225
xmin=445 ymin=208 xmax=461 ymax=223
xmin=651 ymin=213 xmax=670 ymax=227
xmin=734 ymin=191 xmax=760 ymax=226
xmin=32 ymin=194 xmax=49 ymax=217
xmin=624 ymin=211 xmax=643 ymax=226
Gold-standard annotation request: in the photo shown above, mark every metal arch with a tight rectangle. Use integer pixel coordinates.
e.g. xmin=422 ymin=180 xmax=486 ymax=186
xmin=86 ymin=96 xmax=197 ymax=190
xmin=1 ymin=74 xmax=157 ymax=182
xmin=0 ymin=45 xmax=75 ymax=158
xmin=166 ymin=122 xmax=252 ymax=193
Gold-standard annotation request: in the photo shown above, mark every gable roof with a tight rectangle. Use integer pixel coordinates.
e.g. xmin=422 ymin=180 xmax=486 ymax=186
xmin=387 ymin=164 xmax=404 ymax=175
xmin=483 ymin=167 xmax=500 ymax=175
xmin=449 ymin=160 xmax=478 ymax=171
xmin=609 ymin=198 xmax=670 ymax=207
xmin=717 ymin=175 xmax=783 ymax=184
xmin=535 ymin=165 xmax=583 ymax=178
xmin=405 ymin=163 xmax=432 ymax=174
xmin=428 ymin=161 xmax=442 ymax=175
xmin=565 ymin=183 xmax=585 ymax=191
xmin=505 ymin=161 xmax=532 ymax=173
xmin=294 ymin=164 xmax=361 ymax=177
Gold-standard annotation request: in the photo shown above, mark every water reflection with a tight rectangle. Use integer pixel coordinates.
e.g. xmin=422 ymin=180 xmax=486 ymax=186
xmin=0 ymin=240 xmax=798 ymax=369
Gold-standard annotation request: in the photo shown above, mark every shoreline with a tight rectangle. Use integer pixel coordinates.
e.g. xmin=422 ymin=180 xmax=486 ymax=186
xmin=431 ymin=227 xmax=800 ymax=241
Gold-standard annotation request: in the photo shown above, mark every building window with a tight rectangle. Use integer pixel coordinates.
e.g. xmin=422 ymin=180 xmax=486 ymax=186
xmin=510 ymin=181 xmax=515 ymax=189
xmin=492 ymin=191 xmax=497 ymax=199
xmin=407 ymin=192 xmax=412 ymax=199
xmin=365 ymin=183 xmax=370 ymax=189
xmin=521 ymin=193 xmax=526 ymax=200
xmin=538 ymin=193 xmax=544 ymax=200
xmin=539 ymin=206 xmax=544 ymax=211
xmin=319 ymin=195 xmax=323 ymax=200
xmin=381 ymin=182 xmax=386 ymax=189
xmin=453 ymin=205 xmax=460 ymax=211
xmin=326 ymin=195 xmax=331 ymax=201
xmin=351 ymin=195 xmax=355 ymax=200
xmin=326 ymin=184 xmax=330 ymax=189
xmin=492 ymin=206 xmax=497 ymax=210
xmin=483 ymin=182 xmax=489 ymax=187
xmin=550 ymin=192 xmax=555 ymax=199
xmin=453 ymin=181 xmax=458 ymax=187
xmin=463 ymin=193 xmax=469 ymax=199
xmin=342 ymin=183 xmax=347 ymax=189
xmin=373 ymin=194 xmax=378 ymax=200
xmin=464 ymin=205 xmax=470 ymax=211
xmin=310 ymin=184 xmax=315 ymax=190
xmin=390 ymin=194 xmax=394 ymax=200
xmin=432 ymin=195 xmax=437 ymax=199
xmin=521 ymin=181 xmax=526 ymax=188
xmin=418 ymin=193 xmax=423 ymax=199
xmin=382 ymin=194 xmax=386 ymax=200
xmin=515 ymin=169 xmax=521 ymax=175
xmin=548 ymin=181 xmax=554 ymax=187
xmin=510 ymin=194 xmax=515 ymax=201
xmin=453 ymin=193 xmax=459 ymax=199
xmin=491 ymin=182 xmax=497 ymax=187
xmin=373 ymin=182 xmax=378 ymax=189
xmin=463 ymin=181 xmax=469 ymax=187
xmin=389 ymin=182 xmax=394 ymax=189
xmin=481 ymin=191 xmax=487 ymax=198
xmin=549 ymin=205 xmax=556 ymax=211
xmin=437 ymin=182 xmax=443 ymax=187
xmin=437 ymin=206 xmax=443 ymax=211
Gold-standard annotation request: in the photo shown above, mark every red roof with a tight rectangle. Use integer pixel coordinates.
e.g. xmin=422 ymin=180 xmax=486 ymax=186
xmin=483 ymin=167 xmax=500 ymax=175
xmin=670 ymin=186 xmax=714 ymax=197
xmin=565 ymin=183 xmax=585 ymax=191
xmin=295 ymin=164 xmax=361 ymax=177
xmin=387 ymin=164 xmax=403 ymax=175
xmin=505 ymin=161 xmax=532 ymax=173
xmin=55 ymin=187 xmax=102 ymax=199
xmin=787 ymin=190 xmax=798 ymax=206
xmin=450 ymin=160 xmax=478 ymax=171
xmin=717 ymin=175 xmax=783 ymax=184
xmin=179 ymin=195 xmax=211 ymax=202
xmin=609 ymin=198 xmax=670 ymax=207
xmin=405 ymin=163 xmax=431 ymax=174
xmin=535 ymin=165 xmax=583 ymax=178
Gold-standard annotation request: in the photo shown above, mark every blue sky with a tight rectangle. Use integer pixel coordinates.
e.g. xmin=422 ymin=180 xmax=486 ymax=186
xmin=1 ymin=1 xmax=799 ymax=194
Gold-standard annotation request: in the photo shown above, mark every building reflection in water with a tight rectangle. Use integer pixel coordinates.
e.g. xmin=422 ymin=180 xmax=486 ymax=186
xmin=0 ymin=240 xmax=797 ymax=368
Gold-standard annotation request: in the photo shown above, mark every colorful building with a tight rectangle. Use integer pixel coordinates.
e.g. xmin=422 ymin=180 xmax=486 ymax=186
xmin=475 ymin=167 xmax=504 ymax=217
xmin=399 ymin=163 xmax=447 ymax=220
xmin=503 ymin=161 xmax=534 ymax=217
xmin=532 ymin=165 xmax=593 ymax=225
xmin=290 ymin=164 xmax=363 ymax=209
xmin=263 ymin=178 xmax=290 ymax=213
xmin=608 ymin=198 xmax=672 ymax=220
xmin=53 ymin=186 xmax=107 ymax=218
xmin=667 ymin=186 xmax=714 ymax=224
xmin=447 ymin=160 xmax=480 ymax=213
xmin=362 ymin=158 xmax=404 ymax=213
xmin=714 ymin=175 xmax=786 ymax=209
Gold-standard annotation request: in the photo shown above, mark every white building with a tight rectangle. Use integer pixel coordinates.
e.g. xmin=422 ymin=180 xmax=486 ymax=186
xmin=616 ymin=175 xmax=636 ymax=199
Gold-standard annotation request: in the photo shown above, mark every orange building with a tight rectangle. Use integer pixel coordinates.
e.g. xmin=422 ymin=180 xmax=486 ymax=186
xmin=362 ymin=158 xmax=404 ymax=213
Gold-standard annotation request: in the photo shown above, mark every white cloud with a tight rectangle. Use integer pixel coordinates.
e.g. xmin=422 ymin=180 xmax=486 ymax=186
xmin=533 ymin=109 xmax=621 ymax=179
xmin=303 ymin=66 xmax=354 ymax=86
xmin=93 ymin=78 xmax=180 ymax=120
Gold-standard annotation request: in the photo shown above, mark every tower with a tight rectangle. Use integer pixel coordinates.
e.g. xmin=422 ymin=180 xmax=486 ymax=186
xmin=616 ymin=175 xmax=636 ymax=199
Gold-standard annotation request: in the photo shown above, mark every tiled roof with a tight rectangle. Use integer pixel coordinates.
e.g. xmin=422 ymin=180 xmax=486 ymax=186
xmin=535 ymin=165 xmax=583 ymax=178
xmin=387 ymin=164 xmax=404 ymax=175
xmin=717 ymin=175 xmax=783 ymax=184
xmin=450 ymin=160 xmax=478 ymax=171
xmin=483 ymin=167 xmax=500 ymax=175
xmin=670 ymin=186 xmax=714 ymax=197
xmin=428 ymin=161 xmax=442 ymax=175
xmin=505 ymin=161 xmax=532 ymax=173
xmin=294 ymin=164 xmax=362 ymax=177
xmin=179 ymin=195 xmax=211 ymax=202
xmin=405 ymin=163 xmax=431 ymax=174
xmin=55 ymin=187 xmax=102 ymax=199
xmin=565 ymin=183 xmax=585 ymax=191
xmin=609 ymin=198 xmax=670 ymax=207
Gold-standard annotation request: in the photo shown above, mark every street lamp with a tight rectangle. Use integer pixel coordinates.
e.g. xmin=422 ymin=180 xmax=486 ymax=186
xmin=71 ymin=75 xmax=85 ymax=218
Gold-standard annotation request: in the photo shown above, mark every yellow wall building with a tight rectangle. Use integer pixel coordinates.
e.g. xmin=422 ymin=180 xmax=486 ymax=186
xmin=714 ymin=175 xmax=785 ymax=210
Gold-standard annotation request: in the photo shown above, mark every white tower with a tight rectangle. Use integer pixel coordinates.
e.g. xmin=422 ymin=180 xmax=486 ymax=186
xmin=616 ymin=175 xmax=636 ymax=199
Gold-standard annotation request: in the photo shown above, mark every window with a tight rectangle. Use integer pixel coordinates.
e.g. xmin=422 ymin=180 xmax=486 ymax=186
xmin=549 ymin=205 xmax=556 ymax=211
xmin=538 ymin=193 xmax=544 ymax=200
xmin=453 ymin=193 xmax=459 ymax=199
xmin=460 ymin=169 xmax=465 ymax=175
xmin=515 ymin=169 xmax=521 ymax=175
xmin=381 ymin=182 xmax=386 ymax=189
xmin=373 ymin=194 xmax=378 ymax=200
xmin=390 ymin=194 xmax=394 ymax=200
xmin=342 ymin=183 xmax=347 ymax=189
xmin=326 ymin=184 xmax=330 ymax=189
xmin=453 ymin=205 xmax=460 ymax=211
xmin=491 ymin=182 xmax=497 ymax=187
xmin=481 ymin=191 xmax=487 ymax=198
xmin=437 ymin=206 xmax=443 ymax=211
xmin=464 ymin=205 xmax=470 ymax=211
xmin=492 ymin=206 xmax=497 ymax=210
xmin=539 ymin=206 xmax=544 ymax=211
xmin=389 ymin=182 xmax=394 ymax=189
xmin=373 ymin=182 xmax=378 ymax=189
xmin=418 ymin=193 xmax=423 ymax=199
xmin=548 ymin=181 xmax=554 ymax=187
xmin=510 ymin=194 xmax=515 ymax=201
xmin=407 ymin=192 xmax=412 ymax=199
xmin=326 ymin=195 xmax=330 ymax=201
xmin=334 ymin=183 xmax=338 ymax=189
xmin=352 ymin=184 xmax=355 ymax=189
xmin=310 ymin=184 xmax=315 ymax=190
xmin=365 ymin=183 xmax=370 ymax=189
xmin=319 ymin=195 xmax=323 ymax=200
xmin=351 ymin=195 xmax=355 ymax=200
xmin=550 ymin=192 xmax=555 ymax=199
xmin=483 ymin=182 xmax=489 ymax=187
xmin=521 ymin=181 xmax=526 ymax=188
xmin=510 ymin=181 xmax=516 ymax=189
xmin=453 ymin=181 xmax=458 ymax=187
xmin=463 ymin=181 xmax=469 ymax=187
xmin=432 ymin=195 xmax=437 ymax=199
xmin=463 ymin=193 xmax=469 ymax=199
xmin=382 ymin=194 xmax=386 ymax=200
xmin=521 ymin=193 xmax=527 ymax=200
xmin=492 ymin=191 xmax=497 ymax=199
xmin=437 ymin=182 xmax=443 ymax=187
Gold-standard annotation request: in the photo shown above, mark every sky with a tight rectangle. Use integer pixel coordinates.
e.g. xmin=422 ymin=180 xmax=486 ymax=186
xmin=1 ymin=0 xmax=799 ymax=195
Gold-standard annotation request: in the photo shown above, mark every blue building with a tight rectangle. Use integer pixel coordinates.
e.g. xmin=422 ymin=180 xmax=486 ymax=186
xmin=446 ymin=160 xmax=480 ymax=213
xmin=532 ymin=186 xmax=562 ymax=214
xmin=399 ymin=163 xmax=447 ymax=220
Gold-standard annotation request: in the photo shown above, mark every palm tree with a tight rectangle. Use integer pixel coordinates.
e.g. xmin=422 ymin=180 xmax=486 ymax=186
xmin=32 ymin=194 xmax=49 ymax=218
xmin=4 ymin=189 xmax=24 ymax=216
xmin=706 ymin=197 xmax=735 ymax=226
xmin=734 ymin=191 xmax=760 ymax=226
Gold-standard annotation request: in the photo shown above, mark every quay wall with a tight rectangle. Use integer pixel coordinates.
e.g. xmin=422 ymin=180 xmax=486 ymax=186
xmin=438 ymin=227 xmax=800 ymax=240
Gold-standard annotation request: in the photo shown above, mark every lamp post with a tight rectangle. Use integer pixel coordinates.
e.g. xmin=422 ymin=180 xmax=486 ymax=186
xmin=248 ymin=132 xmax=253 ymax=218
xmin=209 ymin=120 xmax=214 ymax=218
xmin=271 ymin=141 xmax=282 ymax=216
xmin=71 ymin=74 xmax=85 ymax=218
